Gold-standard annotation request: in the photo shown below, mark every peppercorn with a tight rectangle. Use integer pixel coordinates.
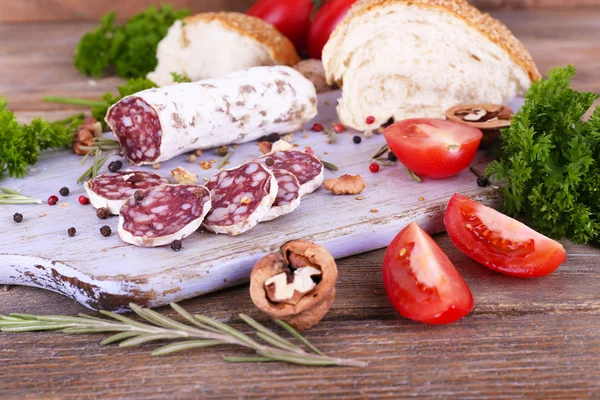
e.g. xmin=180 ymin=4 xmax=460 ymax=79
xmin=312 ymin=123 xmax=323 ymax=132
xmin=96 ymin=207 xmax=110 ymax=219
xmin=477 ymin=176 xmax=490 ymax=187
xmin=99 ymin=225 xmax=112 ymax=237
xmin=265 ymin=158 xmax=275 ymax=167
xmin=78 ymin=195 xmax=89 ymax=205
xmin=366 ymin=115 xmax=375 ymax=124
xmin=187 ymin=154 xmax=197 ymax=163
xmin=47 ymin=195 xmax=59 ymax=206
xmin=13 ymin=213 xmax=23 ymax=223
xmin=171 ymin=239 xmax=182 ymax=252
xmin=108 ymin=160 xmax=123 ymax=173
xmin=134 ymin=190 xmax=145 ymax=201
xmin=67 ymin=227 xmax=76 ymax=237
xmin=353 ymin=136 xmax=362 ymax=144
xmin=59 ymin=187 xmax=70 ymax=196
xmin=334 ymin=123 xmax=344 ymax=133
xmin=369 ymin=163 xmax=380 ymax=173
xmin=217 ymin=146 xmax=229 ymax=157
xmin=266 ymin=133 xmax=281 ymax=142
xmin=387 ymin=152 xmax=398 ymax=162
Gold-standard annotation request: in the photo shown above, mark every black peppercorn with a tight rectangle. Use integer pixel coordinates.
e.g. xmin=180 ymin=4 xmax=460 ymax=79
xmin=100 ymin=225 xmax=112 ymax=237
xmin=134 ymin=190 xmax=145 ymax=201
xmin=96 ymin=207 xmax=110 ymax=219
xmin=267 ymin=133 xmax=280 ymax=142
xmin=477 ymin=176 xmax=490 ymax=187
xmin=387 ymin=152 xmax=398 ymax=162
xmin=171 ymin=239 xmax=182 ymax=252
xmin=353 ymin=135 xmax=362 ymax=144
xmin=108 ymin=160 xmax=123 ymax=173
xmin=59 ymin=187 xmax=70 ymax=196
xmin=265 ymin=158 xmax=275 ymax=167
xmin=13 ymin=213 xmax=23 ymax=223
xmin=217 ymin=145 xmax=229 ymax=157
xmin=67 ymin=227 xmax=76 ymax=237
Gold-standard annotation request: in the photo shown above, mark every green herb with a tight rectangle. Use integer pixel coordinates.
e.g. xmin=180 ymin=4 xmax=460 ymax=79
xmin=323 ymin=127 xmax=337 ymax=144
xmin=486 ymin=65 xmax=600 ymax=244
xmin=371 ymin=144 xmax=389 ymax=160
xmin=217 ymin=151 xmax=233 ymax=169
xmin=0 ymin=188 xmax=42 ymax=205
xmin=171 ymin=72 xmax=192 ymax=83
xmin=0 ymin=303 xmax=367 ymax=368
xmin=405 ymin=168 xmax=422 ymax=183
xmin=320 ymin=160 xmax=339 ymax=171
xmin=74 ymin=5 xmax=190 ymax=79
xmin=77 ymin=137 xmax=122 ymax=183
xmin=0 ymin=98 xmax=85 ymax=180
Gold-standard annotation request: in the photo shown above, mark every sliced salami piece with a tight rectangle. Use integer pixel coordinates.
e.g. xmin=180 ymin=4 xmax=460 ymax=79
xmin=262 ymin=169 xmax=301 ymax=222
xmin=105 ymin=66 xmax=317 ymax=166
xmin=204 ymin=162 xmax=277 ymax=235
xmin=257 ymin=150 xmax=324 ymax=196
xmin=118 ymin=184 xmax=211 ymax=248
xmin=84 ymin=171 xmax=169 ymax=215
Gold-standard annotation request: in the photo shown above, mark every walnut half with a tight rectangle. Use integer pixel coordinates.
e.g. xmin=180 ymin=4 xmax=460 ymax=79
xmin=446 ymin=103 xmax=513 ymax=148
xmin=323 ymin=174 xmax=366 ymax=195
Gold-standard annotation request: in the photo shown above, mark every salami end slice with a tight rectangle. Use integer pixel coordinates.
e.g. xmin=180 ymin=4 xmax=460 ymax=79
xmin=204 ymin=162 xmax=277 ymax=235
xmin=118 ymin=184 xmax=211 ymax=248
xmin=258 ymin=150 xmax=323 ymax=196
xmin=84 ymin=171 xmax=169 ymax=215
xmin=262 ymin=169 xmax=301 ymax=222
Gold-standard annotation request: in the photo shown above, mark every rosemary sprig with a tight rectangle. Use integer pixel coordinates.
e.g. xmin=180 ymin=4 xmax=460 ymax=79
xmin=0 ymin=303 xmax=366 ymax=368
xmin=217 ymin=151 xmax=233 ymax=169
xmin=77 ymin=137 xmax=122 ymax=183
xmin=406 ymin=168 xmax=422 ymax=183
xmin=320 ymin=160 xmax=339 ymax=171
xmin=0 ymin=188 xmax=42 ymax=205
xmin=371 ymin=158 xmax=396 ymax=167
xmin=323 ymin=127 xmax=337 ymax=144
xmin=371 ymin=144 xmax=389 ymax=160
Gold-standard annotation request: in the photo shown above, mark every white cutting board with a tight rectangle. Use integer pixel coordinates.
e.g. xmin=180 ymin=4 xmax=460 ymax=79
xmin=0 ymin=91 xmax=511 ymax=311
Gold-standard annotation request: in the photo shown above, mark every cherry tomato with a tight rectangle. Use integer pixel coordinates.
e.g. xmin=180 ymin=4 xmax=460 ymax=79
xmin=308 ymin=0 xmax=357 ymax=59
xmin=382 ymin=222 xmax=474 ymax=324
xmin=248 ymin=0 xmax=313 ymax=52
xmin=383 ymin=119 xmax=482 ymax=179
xmin=444 ymin=194 xmax=567 ymax=278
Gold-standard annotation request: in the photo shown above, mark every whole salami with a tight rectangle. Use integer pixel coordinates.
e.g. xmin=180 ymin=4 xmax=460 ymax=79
xmin=105 ymin=66 xmax=318 ymax=166
xmin=84 ymin=171 xmax=169 ymax=215
xmin=258 ymin=150 xmax=323 ymax=196
xmin=262 ymin=169 xmax=301 ymax=221
xmin=204 ymin=162 xmax=277 ymax=235
xmin=118 ymin=184 xmax=211 ymax=247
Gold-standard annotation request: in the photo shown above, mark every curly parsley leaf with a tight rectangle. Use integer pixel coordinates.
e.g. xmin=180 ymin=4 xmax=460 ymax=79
xmin=171 ymin=72 xmax=192 ymax=83
xmin=486 ymin=65 xmax=600 ymax=244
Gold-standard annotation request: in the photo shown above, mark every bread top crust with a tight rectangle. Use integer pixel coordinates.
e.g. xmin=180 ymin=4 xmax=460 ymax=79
xmin=327 ymin=0 xmax=540 ymax=82
xmin=184 ymin=12 xmax=300 ymax=67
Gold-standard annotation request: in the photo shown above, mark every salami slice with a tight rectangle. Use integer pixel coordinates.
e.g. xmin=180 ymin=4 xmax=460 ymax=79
xmin=118 ymin=184 xmax=211 ymax=247
xmin=262 ymin=169 xmax=301 ymax=221
xmin=257 ymin=150 xmax=324 ymax=196
xmin=204 ymin=162 xmax=277 ymax=235
xmin=105 ymin=66 xmax=317 ymax=166
xmin=84 ymin=171 xmax=169 ymax=215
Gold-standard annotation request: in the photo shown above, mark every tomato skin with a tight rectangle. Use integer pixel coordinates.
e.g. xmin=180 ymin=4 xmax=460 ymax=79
xmin=307 ymin=0 xmax=357 ymax=59
xmin=383 ymin=119 xmax=482 ymax=179
xmin=444 ymin=194 xmax=567 ymax=278
xmin=382 ymin=222 xmax=474 ymax=324
xmin=248 ymin=0 xmax=313 ymax=51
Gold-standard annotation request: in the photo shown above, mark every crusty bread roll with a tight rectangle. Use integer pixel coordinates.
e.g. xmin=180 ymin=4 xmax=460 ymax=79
xmin=148 ymin=12 xmax=300 ymax=86
xmin=322 ymin=0 xmax=540 ymax=131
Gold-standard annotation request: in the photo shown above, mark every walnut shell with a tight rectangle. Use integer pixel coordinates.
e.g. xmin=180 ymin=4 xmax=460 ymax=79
xmin=446 ymin=103 xmax=513 ymax=148
xmin=250 ymin=240 xmax=338 ymax=331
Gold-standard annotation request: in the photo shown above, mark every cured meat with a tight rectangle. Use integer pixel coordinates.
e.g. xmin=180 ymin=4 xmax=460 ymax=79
xmin=204 ymin=162 xmax=277 ymax=235
xmin=257 ymin=150 xmax=323 ymax=196
xmin=105 ymin=66 xmax=317 ymax=166
xmin=84 ymin=171 xmax=169 ymax=215
xmin=262 ymin=169 xmax=301 ymax=221
xmin=118 ymin=184 xmax=211 ymax=247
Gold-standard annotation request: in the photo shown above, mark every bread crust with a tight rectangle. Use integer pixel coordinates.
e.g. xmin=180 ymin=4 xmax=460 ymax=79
xmin=326 ymin=0 xmax=540 ymax=82
xmin=185 ymin=12 xmax=300 ymax=67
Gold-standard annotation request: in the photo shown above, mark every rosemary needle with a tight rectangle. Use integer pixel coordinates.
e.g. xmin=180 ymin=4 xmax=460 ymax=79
xmin=217 ymin=151 xmax=233 ymax=169
xmin=0 ymin=188 xmax=42 ymax=205
xmin=323 ymin=127 xmax=337 ymax=144
xmin=320 ymin=160 xmax=339 ymax=171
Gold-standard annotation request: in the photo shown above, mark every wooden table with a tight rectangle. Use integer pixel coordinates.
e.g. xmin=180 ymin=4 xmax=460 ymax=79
xmin=1 ymin=9 xmax=600 ymax=398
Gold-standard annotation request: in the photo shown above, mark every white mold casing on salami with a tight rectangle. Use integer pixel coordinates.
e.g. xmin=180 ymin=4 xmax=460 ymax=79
xmin=203 ymin=162 xmax=277 ymax=235
xmin=257 ymin=150 xmax=324 ymax=196
xmin=84 ymin=171 xmax=169 ymax=215
xmin=262 ymin=169 xmax=301 ymax=221
xmin=118 ymin=184 xmax=211 ymax=248
xmin=105 ymin=66 xmax=318 ymax=166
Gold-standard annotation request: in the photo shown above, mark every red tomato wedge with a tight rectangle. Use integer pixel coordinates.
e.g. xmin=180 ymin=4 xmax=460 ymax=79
xmin=444 ymin=194 xmax=567 ymax=277
xmin=383 ymin=119 xmax=482 ymax=179
xmin=382 ymin=222 xmax=474 ymax=324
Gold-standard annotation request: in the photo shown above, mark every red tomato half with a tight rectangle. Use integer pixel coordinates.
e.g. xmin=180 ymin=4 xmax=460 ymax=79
xmin=444 ymin=194 xmax=567 ymax=277
xmin=383 ymin=119 xmax=482 ymax=179
xmin=382 ymin=222 xmax=474 ymax=324
xmin=307 ymin=0 xmax=357 ymax=59
xmin=248 ymin=0 xmax=313 ymax=51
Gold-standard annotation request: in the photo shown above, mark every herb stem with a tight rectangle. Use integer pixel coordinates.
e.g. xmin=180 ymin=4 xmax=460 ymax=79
xmin=43 ymin=96 xmax=108 ymax=108
xmin=324 ymin=127 xmax=337 ymax=144
xmin=320 ymin=160 xmax=339 ymax=171
xmin=217 ymin=151 xmax=233 ymax=169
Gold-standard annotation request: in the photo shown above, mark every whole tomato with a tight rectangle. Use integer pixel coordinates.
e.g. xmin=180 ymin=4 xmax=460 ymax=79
xmin=248 ymin=0 xmax=314 ymax=52
xmin=307 ymin=0 xmax=358 ymax=59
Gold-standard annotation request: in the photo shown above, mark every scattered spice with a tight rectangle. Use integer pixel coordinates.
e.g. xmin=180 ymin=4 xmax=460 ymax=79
xmin=199 ymin=160 xmax=212 ymax=170
xmin=477 ymin=176 xmax=490 ymax=187
xmin=59 ymin=203 xmax=69 ymax=208
xmin=187 ymin=154 xmax=197 ymax=163
xmin=108 ymin=160 xmax=123 ymax=173
xmin=324 ymin=100 xmax=330 ymax=106
xmin=99 ymin=225 xmax=112 ymax=237
xmin=419 ymin=197 xmax=425 ymax=201
xmin=134 ymin=190 xmax=145 ymax=201
xmin=258 ymin=141 xmax=273 ymax=155
xmin=13 ymin=213 xmax=23 ymax=223
xmin=371 ymin=208 xmax=379 ymax=213
xmin=324 ymin=127 xmax=337 ymax=144
xmin=333 ymin=123 xmax=344 ymax=133
xmin=78 ymin=195 xmax=90 ymax=205
xmin=194 ymin=149 xmax=203 ymax=157
xmin=369 ymin=163 xmax=380 ymax=173
xmin=312 ymin=123 xmax=323 ymax=132
xmin=171 ymin=239 xmax=182 ymax=252
xmin=152 ymin=163 xmax=161 ymax=170
xmin=352 ymin=136 xmax=362 ymax=144
xmin=47 ymin=195 xmax=59 ymax=206
xmin=356 ymin=196 xmax=364 ymax=200
xmin=283 ymin=133 xmax=294 ymax=142
xmin=39 ymin=212 xmax=46 ymax=218
xmin=217 ymin=151 xmax=233 ymax=169
xmin=265 ymin=158 xmax=275 ymax=167
xmin=59 ymin=187 xmax=70 ymax=196
xmin=171 ymin=167 xmax=198 ymax=185
xmin=67 ymin=227 xmax=76 ymax=237
xmin=387 ymin=152 xmax=398 ymax=162
xmin=217 ymin=146 xmax=229 ymax=157
xmin=302 ymin=134 xmax=308 ymax=139
xmin=366 ymin=116 xmax=375 ymax=124
xmin=363 ymin=130 xmax=373 ymax=138
xmin=96 ymin=207 xmax=110 ymax=219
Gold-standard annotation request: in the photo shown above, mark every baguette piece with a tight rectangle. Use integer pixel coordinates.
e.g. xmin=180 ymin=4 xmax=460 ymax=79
xmin=148 ymin=12 xmax=301 ymax=86
xmin=322 ymin=0 xmax=540 ymax=131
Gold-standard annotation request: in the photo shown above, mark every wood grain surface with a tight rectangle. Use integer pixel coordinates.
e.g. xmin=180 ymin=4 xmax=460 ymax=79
xmin=1 ymin=9 xmax=600 ymax=399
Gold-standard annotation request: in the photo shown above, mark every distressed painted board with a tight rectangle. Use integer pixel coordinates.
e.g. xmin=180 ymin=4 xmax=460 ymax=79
xmin=0 ymin=91 xmax=515 ymax=311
